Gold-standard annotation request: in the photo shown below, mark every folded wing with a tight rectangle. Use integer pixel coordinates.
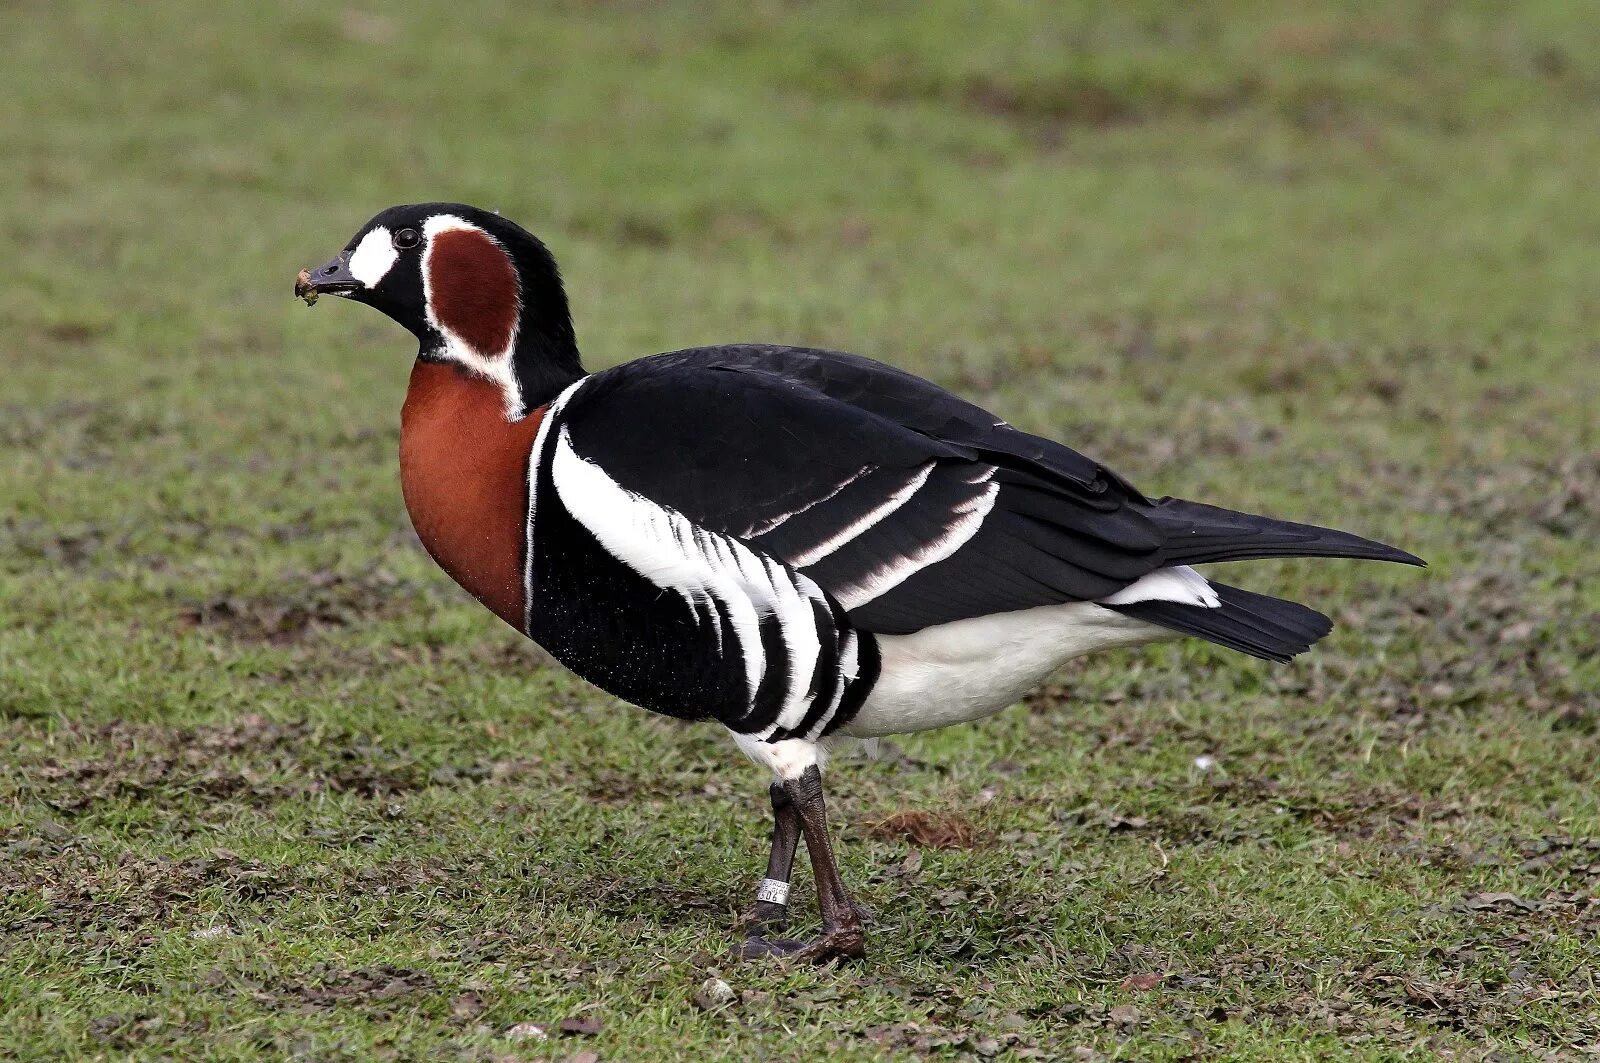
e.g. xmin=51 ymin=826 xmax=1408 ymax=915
xmin=556 ymin=353 xmax=1176 ymax=634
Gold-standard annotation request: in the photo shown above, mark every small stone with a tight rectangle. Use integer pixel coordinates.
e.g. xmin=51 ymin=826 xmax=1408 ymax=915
xmin=694 ymin=976 xmax=737 ymax=1010
xmin=503 ymin=1022 xmax=547 ymax=1040
xmin=1193 ymin=754 xmax=1218 ymax=771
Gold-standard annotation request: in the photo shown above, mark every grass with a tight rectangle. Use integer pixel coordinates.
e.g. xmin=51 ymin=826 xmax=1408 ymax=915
xmin=3 ymin=0 xmax=1599 ymax=1057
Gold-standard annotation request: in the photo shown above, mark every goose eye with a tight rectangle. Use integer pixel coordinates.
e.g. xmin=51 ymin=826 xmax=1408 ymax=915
xmin=392 ymin=228 xmax=420 ymax=250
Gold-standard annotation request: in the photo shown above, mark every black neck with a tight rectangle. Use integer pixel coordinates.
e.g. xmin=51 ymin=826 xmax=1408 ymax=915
xmin=507 ymin=234 xmax=585 ymax=411
xmin=512 ymin=326 xmax=585 ymax=412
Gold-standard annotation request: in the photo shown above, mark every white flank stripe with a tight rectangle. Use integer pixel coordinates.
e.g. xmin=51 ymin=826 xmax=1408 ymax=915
xmin=523 ymin=380 xmax=588 ymax=631
xmin=788 ymin=462 xmax=935 ymax=568
xmin=553 ymin=427 xmax=775 ymax=706
xmin=1099 ymin=565 xmax=1220 ymax=608
xmin=765 ymin=565 xmax=826 ymax=732
xmin=831 ymin=473 xmax=1000 ymax=610
xmin=838 ymin=629 xmax=860 ymax=682
xmin=802 ymin=625 xmax=855 ymax=740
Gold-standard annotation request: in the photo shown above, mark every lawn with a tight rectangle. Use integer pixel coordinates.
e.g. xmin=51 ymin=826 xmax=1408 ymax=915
xmin=3 ymin=0 xmax=1599 ymax=1058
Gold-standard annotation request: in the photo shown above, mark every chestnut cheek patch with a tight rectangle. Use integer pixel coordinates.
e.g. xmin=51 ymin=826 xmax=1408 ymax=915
xmin=426 ymin=227 xmax=520 ymax=357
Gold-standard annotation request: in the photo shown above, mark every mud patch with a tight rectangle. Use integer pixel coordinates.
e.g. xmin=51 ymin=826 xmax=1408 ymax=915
xmin=176 ymin=566 xmax=431 ymax=644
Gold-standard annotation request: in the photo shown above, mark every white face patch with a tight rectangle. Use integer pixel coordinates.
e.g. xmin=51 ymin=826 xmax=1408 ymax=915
xmin=348 ymin=226 xmax=399 ymax=288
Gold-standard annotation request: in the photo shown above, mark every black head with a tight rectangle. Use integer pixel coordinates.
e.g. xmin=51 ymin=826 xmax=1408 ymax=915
xmin=296 ymin=203 xmax=582 ymax=415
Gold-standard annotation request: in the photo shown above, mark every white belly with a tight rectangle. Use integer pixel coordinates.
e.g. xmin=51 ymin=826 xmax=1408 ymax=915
xmin=840 ymin=601 xmax=1173 ymax=737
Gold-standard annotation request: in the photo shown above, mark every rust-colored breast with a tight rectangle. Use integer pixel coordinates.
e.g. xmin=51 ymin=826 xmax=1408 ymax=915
xmin=399 ymin=360 xmax=544 ymax=631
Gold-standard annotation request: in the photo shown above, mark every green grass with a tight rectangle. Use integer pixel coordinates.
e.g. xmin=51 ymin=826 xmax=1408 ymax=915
xmin=3 ymin=0 xmax=1599 ymax=1058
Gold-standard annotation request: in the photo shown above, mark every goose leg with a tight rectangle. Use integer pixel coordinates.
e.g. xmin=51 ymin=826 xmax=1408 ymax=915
xmin=738 ymin=782 xmax=805 ymax=958
xmin=788 ymin=765 xmax=865 ymax=961
xmin=741 ymin=765 xmax=865 ymax=962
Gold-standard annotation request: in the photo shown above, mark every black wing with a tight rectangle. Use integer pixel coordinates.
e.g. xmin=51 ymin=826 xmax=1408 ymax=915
xmin=558 ymin=348 xmax=1173 ymax=634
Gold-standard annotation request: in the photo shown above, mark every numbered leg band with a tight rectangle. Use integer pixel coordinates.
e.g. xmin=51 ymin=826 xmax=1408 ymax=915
xmin=755 ymin=878 xmax=790 ymax=906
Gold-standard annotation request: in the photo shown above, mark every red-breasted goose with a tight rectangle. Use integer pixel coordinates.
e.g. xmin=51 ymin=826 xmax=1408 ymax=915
xmin=296 ymin=203 xmax=1423 ymax=961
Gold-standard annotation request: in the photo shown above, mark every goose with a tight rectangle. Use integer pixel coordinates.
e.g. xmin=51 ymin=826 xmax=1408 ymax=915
xmin=295 ymin=203 xmax=1422 ymax=961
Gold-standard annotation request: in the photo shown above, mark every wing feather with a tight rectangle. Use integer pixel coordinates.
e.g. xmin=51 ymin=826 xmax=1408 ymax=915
xmin=558 ymin=355 xmax=1174 ymax=633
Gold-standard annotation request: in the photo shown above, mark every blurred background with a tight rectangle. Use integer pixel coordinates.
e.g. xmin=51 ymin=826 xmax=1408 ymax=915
xmin=4 ymin=1 xmax=1599 ymax=1058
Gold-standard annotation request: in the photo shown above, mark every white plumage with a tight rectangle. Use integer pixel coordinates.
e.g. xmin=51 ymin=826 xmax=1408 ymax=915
xmin=844 ymin=600 xmax=1173 ymax=737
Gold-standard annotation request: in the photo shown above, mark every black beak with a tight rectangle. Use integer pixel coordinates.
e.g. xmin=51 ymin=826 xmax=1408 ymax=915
xmin=294 ymin=253 xmax=362 ymax=305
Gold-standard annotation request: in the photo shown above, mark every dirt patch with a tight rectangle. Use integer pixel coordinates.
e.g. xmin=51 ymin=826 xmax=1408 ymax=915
xmin=1204 ymin=776 xmax=1468 ymax=840
xmin=831 ymin=61 xmax=1366 ymax=138
xmin=567 ymin=203 xmax=797 ymax=249
xmin=10 ymin=715 xmax=443 ymax=813
xmin=1 ymin=517 xmax=140 ymax=573
xmin=960 ymin=71 xmax=1260 ymax=128
xmin=867 ymin=811 xmax=989 ymax=850
xmin=175 ymin=566 xmax=429 ymax=644
xmin=272 ymin=963 xmax=438 ymax=1010
xmin=2 ymin=845 xmax=296 ymax=939
xmin=86 ymin=1013 xmax=212 ymax=1053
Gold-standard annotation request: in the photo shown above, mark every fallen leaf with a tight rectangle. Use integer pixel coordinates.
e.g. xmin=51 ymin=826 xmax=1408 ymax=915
xmin=559 ymin=1015 xmax=602 ymax=1036
xmin=1464 ymin=891 xmax=1539 ymax=911
xmin=866 ymin=811 xmax=986 ymax=849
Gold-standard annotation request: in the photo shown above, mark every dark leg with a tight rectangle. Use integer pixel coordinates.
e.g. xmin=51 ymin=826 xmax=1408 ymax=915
xmin=740 ymin=766 xmax=865 ymax=963
xmin=738 ymin=783 xmax=805 ymax=958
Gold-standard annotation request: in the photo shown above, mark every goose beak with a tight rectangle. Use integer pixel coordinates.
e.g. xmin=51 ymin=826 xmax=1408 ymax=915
xmin=295 ymin=254 xmax=362 ymax=306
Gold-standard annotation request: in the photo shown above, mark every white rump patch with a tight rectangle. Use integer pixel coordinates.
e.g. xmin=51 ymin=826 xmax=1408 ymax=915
xmin=347 ymin=226 xmax=398 ymax=287
xmin=1099 ymin=565 xmax=1220 ymax=608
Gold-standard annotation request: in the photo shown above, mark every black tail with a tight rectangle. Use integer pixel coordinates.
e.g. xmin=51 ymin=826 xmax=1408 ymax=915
xmin=1147 ymin=497 xmax=1425 ymax=568
xmin=1108 ymin=581 xmax=1334 ymax=664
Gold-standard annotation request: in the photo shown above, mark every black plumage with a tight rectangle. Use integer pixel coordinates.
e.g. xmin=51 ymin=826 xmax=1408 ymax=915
xmin=559 ymin=344 xmax=1422 ymax=638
